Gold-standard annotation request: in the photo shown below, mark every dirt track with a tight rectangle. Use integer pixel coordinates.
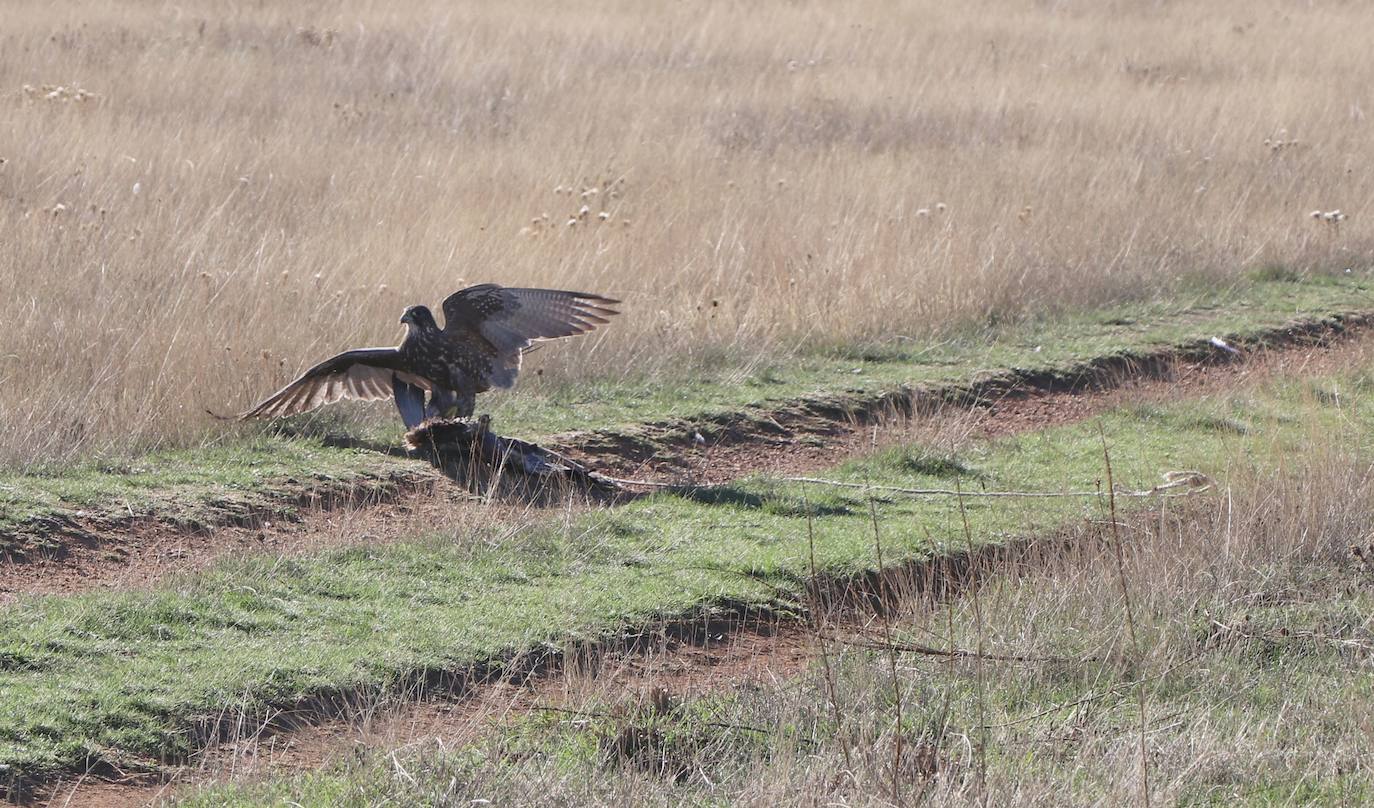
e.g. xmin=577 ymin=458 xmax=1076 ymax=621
xmin=22 ymin=323 xmax=1374 ymax=807
xmin=7 ymin=320 xmax=1371 ymax=603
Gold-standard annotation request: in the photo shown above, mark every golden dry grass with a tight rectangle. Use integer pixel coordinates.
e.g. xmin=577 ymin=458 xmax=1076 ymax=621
xmin=3 ymin=0 xmax=1372 ymax=467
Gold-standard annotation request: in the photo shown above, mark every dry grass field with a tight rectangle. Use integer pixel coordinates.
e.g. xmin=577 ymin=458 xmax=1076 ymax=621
xmin=3 ymin=0 xmax=1372 ymax=469
xmin=9 ymin=4 xmax=1374 ymax=801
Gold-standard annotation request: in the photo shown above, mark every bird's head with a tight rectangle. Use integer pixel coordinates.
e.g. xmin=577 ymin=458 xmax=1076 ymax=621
xmin=399 ymin=305 xmax=438 ymax=334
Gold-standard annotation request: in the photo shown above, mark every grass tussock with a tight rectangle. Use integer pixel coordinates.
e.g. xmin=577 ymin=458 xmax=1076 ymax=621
xmin=3 ymin=0 xmax=1374 ymax=467
xmin=178 ymin=431 xmax=1374 ymax=806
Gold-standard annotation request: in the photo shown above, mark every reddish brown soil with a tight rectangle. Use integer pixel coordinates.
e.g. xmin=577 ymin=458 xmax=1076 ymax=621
xmin=572 ymin=331 xmax=1372 ymax=483
xmin=0 ymin=485 xmax=542 ymax=605
xmin=18 ymin=329 xmax=1374 ymax=807
xmin=6 ymin=332 xmax=1369 ymax=605
xmin=42 ymin=620 xmax=821 ymax=808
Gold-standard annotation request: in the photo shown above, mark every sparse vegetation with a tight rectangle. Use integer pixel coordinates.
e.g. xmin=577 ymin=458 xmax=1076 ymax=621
xmin=3 ymin=367 xmax=1368 ymax=788
xmin=176 ymin=412 xmax=1374 ymax=807
xmin=4 ymin=0 xmax=1374 ymax=467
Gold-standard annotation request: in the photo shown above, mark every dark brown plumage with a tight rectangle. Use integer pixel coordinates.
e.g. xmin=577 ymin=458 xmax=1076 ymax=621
xmin=239 ymin=284 xmax=619 ymax=425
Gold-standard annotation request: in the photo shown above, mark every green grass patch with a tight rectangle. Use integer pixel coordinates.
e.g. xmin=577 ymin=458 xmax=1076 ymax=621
xmin=7 ymin=273 xmax=1374 ymax=546
xmin=0 ymin=370 xmax=1369 ymax=783
xmin=178 ymin=569 xmax=1374 ymax=807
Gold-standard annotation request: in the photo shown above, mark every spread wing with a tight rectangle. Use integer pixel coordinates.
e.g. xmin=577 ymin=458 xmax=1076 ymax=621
xmin=238 ymin=347 xmax=431 ymax=420
xmin=440 ymin=284 xmax=619 ymax=389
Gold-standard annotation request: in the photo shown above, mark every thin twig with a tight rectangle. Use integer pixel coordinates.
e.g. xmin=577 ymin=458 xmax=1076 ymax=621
xmin=955 ymin=477 xmax=988 ymax=805
xmin=1100 ymin=426 xmax=1151 ymax=808
xmin=935 ymin=525 xmax=957 ymax=807
xmin=782 ymin=473 xmax=1214 ymax=499
xmin=868 ymin=495 xmax=904 ymax=804
xmin=805 ymin=496 xmax=854 ymax=773
xmin=596 ymin=471 xmax=1215 ymax=500
xmin=836 ymin=635 xmax=1097 ymax=665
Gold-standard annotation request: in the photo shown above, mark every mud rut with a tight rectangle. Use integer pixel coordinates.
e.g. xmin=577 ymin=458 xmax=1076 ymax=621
xmin=25 ymin=320 xmax=1374 ymax=807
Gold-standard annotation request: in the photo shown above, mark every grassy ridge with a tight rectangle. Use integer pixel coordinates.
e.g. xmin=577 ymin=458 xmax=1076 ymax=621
xmin=180 ymin=448 xmax=1374 ymax=807
xmin=1 ymin=369 xmax=1367 ymax=782
xmin=0 ymin=437 xmax=431 ymax=553
xmin=5 ymin=274 xmax=1374 ymax=547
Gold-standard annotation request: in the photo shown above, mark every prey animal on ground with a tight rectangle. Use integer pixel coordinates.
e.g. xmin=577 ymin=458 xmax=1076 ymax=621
xmin=239 ymin=284 xmax=619 ymax=428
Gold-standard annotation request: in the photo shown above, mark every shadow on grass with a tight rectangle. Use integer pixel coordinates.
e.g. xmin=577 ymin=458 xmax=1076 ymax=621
xmin=670 ymin=484 xmax=854 ymax=517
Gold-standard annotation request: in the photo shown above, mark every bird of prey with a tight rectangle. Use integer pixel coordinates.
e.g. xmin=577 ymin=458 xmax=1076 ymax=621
xmin=239 ymin=284 xmax=619 ymax=428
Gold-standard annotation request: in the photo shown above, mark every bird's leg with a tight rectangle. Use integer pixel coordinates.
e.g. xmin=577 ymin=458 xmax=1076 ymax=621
xmin=426 ymin=388 xmax=474 ymax=421
xmin=392 ymin=378 xmax=428 ymax=429
xmin=455 ymin=392 xmax=476 ymax=419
